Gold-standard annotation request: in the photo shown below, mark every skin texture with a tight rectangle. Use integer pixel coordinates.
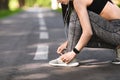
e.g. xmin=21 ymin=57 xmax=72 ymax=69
xmin=57 ymin=41 xmax=68 ymax=55
xmin=57 ymin=0 xmax=120 ymax=63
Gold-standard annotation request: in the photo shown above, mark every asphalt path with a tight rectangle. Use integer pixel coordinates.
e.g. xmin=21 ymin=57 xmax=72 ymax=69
xmin=0 ymin=7 xmax=120 ymax=80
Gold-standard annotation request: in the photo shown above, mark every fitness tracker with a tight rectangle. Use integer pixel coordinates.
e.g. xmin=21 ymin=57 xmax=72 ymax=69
xmin=73 ymin=48 xmax=80 ymax=54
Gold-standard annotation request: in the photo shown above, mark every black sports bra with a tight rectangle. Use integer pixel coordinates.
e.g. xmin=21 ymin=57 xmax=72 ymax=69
xmin=87 ymin=0 xmax=112 ymax=14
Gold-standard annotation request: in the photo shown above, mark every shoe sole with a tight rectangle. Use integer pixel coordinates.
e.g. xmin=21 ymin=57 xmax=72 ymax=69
xmin=49 ymin=62 xmax=79 ymax=67
xmin=112 ymin=62 xmax=120 ymax=64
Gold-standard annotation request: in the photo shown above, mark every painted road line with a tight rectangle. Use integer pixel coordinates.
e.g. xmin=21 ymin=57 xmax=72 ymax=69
xmin=40 ymin=32 xmax=49 ymax=39
xmin=34 ymin=45 xmax=49 ymax=60
xmin=38 ymin=13 xmax=46 ymax=26
xmin=40 ymin=26 xmax=47 ymax=31
xmin=34 ymin=10 xmax=49 ymax=60
xmin=39 ymin=18 xmax=46 ymax=26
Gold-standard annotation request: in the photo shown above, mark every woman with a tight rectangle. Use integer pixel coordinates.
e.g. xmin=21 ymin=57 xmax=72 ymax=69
xmin=49 ymin=0 xmax=120 ymax=66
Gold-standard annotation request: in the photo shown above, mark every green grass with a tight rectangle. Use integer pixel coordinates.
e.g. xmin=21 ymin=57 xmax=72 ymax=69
xmin=0 ymin=9 xmax=22 ymax=18
xmin=53 ymin=8 xmax=62 ymax=13
xmin=37 ymin=0 xmax=51 ymax=7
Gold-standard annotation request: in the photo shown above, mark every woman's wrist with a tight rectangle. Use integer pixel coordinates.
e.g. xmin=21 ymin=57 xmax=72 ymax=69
xmin=72 ymin=48 xmax=80 ymax=54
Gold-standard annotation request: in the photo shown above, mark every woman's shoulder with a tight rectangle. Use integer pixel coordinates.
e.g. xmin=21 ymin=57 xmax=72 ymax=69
xmin=73 ymin=0 xmax=93 ymax=6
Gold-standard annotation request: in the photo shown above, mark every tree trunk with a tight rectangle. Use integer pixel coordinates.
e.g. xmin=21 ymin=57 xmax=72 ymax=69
xmin=0 ymin=0 xmax=9 ymax=10
xmin=18 ymin=0 xmax=25 ymax=7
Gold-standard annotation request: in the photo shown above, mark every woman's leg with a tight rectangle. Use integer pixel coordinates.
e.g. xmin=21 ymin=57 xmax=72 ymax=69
xmin=66 ymin=10 xmax=119 ymax=52
xmin=88 ymin=11 xmax=120 ymax=46
xmin=66 ymin=10 xmax=82 ymax=52
xmin=88 ymin=11 xmax=120 ymax=63
xmin=66 ymin=10 xmax=120 ymax=64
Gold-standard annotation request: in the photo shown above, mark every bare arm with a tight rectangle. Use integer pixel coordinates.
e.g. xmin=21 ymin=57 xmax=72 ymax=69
xmin=57 ymin=0 xmax=93 ymax=63
xmin=57 ymin=41 xmax=68 ymax=55
xmin=73 ymin=0 xmax=93 ymax=51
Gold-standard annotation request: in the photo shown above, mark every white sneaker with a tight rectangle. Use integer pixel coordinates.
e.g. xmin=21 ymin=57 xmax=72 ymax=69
xmin=112 ymin=58 xmax=120 ymax=64
xmin=112 ymin=48 xmax=120 ymax=64
xmin=49 ymin=58 xmax=79 ymax=67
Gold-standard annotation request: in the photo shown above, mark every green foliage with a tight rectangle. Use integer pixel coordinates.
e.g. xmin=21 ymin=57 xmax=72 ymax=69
xmin=0 ymin=0 xmax=22 ymax=18
xmin=25 ymin=0 xmax=51 ymax=7
xmin=0 ymin=9 xmax=22 ymax=18
xmin=9 ymin=0 xmax=19 ymax=11
xmin=54 ymin=8 xmax=62 ymax=13
xmin=36 ymin=0 xmax=51 ymax=7
xmin=118 ymin=4 xmax=120 ymax=7
xmin=0 ymin=0 xmax=52 ymax=18
xmin=25 ymin=0 xmax=36 ymax=7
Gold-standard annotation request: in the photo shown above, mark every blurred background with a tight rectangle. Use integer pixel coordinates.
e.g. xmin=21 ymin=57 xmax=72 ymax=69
xmin=0 ymin=0 xmax=120 ymax=80
xmin=0 ymin=0 xmax=120 ymax=19
xmin=0 ymin=0 xmax=60 ymax=18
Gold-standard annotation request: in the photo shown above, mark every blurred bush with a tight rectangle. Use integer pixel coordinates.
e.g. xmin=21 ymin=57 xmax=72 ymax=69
xmin=112 ymin=0 xmax=120 ymax=6
xmin=25 ymin=0 xmax=51 ymax=7
xmin=9 ymin=0 xmax=19 ymax=10
xmin=37 ymin=0 xmax=51 ymax=7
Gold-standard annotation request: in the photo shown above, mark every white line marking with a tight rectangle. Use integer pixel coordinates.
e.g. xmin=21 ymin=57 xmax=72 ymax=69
xmin=34 ymin=45 xmax=49 ymax=60
xmin=33 ymin=11 xmax=49 ymax=60
xmin=40 ymin=19 xmax=46 ymax=26
xmin=38 ymin=14 xmax=46 ymax=26
xmin=40 ymin=32 xmax=49 ymax=39
xmin=38 ymin=14 xmax=44 ymax=18
xmin=40 ymin=26 xmax=47 ymax=31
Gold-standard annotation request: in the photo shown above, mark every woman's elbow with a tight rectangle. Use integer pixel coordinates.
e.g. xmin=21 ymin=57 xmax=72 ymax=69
xmin=88 ymin=31 xmax=93 ymax=37
xmin=90 ymin=30 xmax=93 ymax=36
xmin=84 ymin=31 xmax=93 ymax=37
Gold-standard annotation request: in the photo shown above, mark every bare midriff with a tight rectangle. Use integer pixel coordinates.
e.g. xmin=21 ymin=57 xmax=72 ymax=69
xmin=100 ymin=1 xmax=120 ymax=20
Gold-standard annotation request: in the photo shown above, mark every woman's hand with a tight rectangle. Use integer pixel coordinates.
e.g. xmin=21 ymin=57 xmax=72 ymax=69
xmin=57 ymin=0 xmax=69 ymax=4
xmin=60 ymin=51 xmax=76 ymax=63
xmin=57 ymin=41 xmax=68 ymax=55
